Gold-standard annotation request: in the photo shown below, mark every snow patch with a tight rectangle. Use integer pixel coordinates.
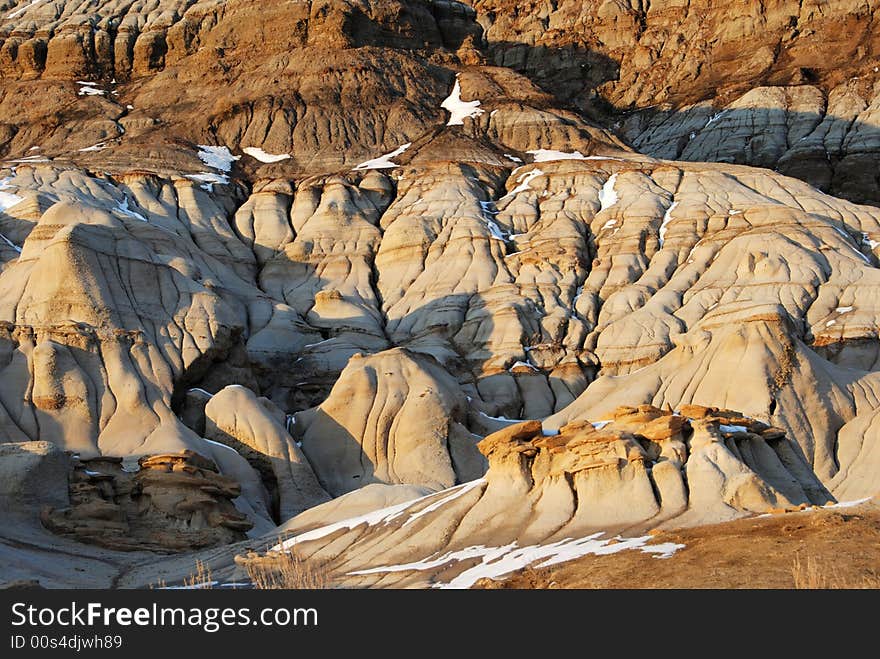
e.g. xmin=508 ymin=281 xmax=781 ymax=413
xmin=478 ymin=412 xmax=527 ymax=423
xmin=0 ymin=176 xmax=24 ymax=252
xmin=508 ymin=360 xmax=538 ymax=371
xmin=0 ymin=191 xmax=23 ymax=213
xmin=705 ymin=110 xmax=727 ymax=127
xmin=528 ymin=149 xmax=586 ymax=162
xmin=598 ymin=173 xmax=618 ymax=212
xmin=479 ymin=200 xmax=506 ymax=240
xmin=243 ymin=147 xmax=291 ymax=164
xmin=658 ymin=201 xmax=678 ymax=248
xmin=719 ymin=424 xmax=749 ymax=433
xmin=189 ymin=146 xmax=239 ymax=190
xmin=7 ymin=155 xmax=48 ymax=163
xmin=441 ymin=77 xmax=484 ymax=126
xmin=403 ymin=479 xmax=485 ymax=527
xmin=197 ymin=145 xmax=239 ymax=173
xmin=186 ymin=173 xmax=228 ymax=191
xmin=836 ymin=306 xmax=853 ymax=313
xmin=78 ymin=142 xmax=109 ymax=152
xmin=160 ymin=582 xmax=220 ymax=590
xmin=274 ymin=485 xmax=484 ymax=549
xmin=506 ymin=168 xmax=544 ymax=197
xmin=117 ymin=196 xmax=148 ymax=222
xmin=303 ymin=338 xmax=336 ymax=349
xmin=348 ymin=533 xmax=684 ymax=588
xmin=6 ymin=0 xmax=47 ymax=20
xmin=825 ymin=497 xmax=872 ymax=509
xmin=77 ymin=81 xmax=106 ymax=97
xmin=354 ymin=143 xmax=411 ymax=170
xmin=504 ymin=154 xmax=523 ymax=163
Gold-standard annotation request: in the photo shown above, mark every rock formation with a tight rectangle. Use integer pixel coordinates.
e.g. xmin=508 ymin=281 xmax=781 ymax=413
xmin=0 ymin=0 xmax=877 ymax=588
xmin=249 ymin=405 xmax=826 ymax=587
xmin=42 ymin=451 xmax=252 ymax=552
xmin=294 ymin=348 xmax=486 ymax=496
xmin=467 ymin=0 xmax=880 ymax=204
xmin=204 ymin=384 xmax=330 ymax=522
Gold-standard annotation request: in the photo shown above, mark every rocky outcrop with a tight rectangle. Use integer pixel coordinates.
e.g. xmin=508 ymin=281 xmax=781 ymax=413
xmin=622 ymin=81 xmax=880 ymax=206
xmin=466 ymin=0 xmax=880 ymax=205
xmin=294 ymin=348 xmax=486 ymax=496
xmin=0 ymin=0 xmax=623 ymax=175
xmin=467 ymin=0 xmax=880 ymax=111
xmin=0 ymin=0 xmax=879 ymax=587
xmin=250 ymin=405 xmax=824 ymax=587
xmin=2 ymin=153 xmax=880 ymax=502
xmin=204 ymin=384 xmax=330 ymax=523
xmin=42 ymin=451 xmax=252 ymax=552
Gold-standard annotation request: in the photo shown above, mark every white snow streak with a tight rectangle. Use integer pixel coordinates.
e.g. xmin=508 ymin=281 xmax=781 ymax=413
xmin=506 ymin=168 xmax=545 ymax=197
xmin=478 ymin=412 xmax=527 ymax=423
xmin=509 ymin=360 xmax=538 ymax=371
xmin=403 ymin=479 xmax=486 ymax=527
xmin=479 ymin=200 xmax=506 ymax=240
xmin=527 ymin=150 xmax=622 ymax=163
xmin=117 ymin=196 xmax=148 ymax=222
xmin=658 ymin=201 xmax=678 ymax=248
xmin=189 ymin=145 xmax=239 ymax=190
xmin=201 ymin=437 xmax=240 ymax=455
xmin=243 ymin=147 xmax=291 ymax=163
xmin=77 ymin=81 xmax=105 ymax=97
xmin=348 ymin=534 xmax=685 ymax=588
xmin=160 ymin=582 xmax=220 ymax=590
xmin=6 ymin=0 xmax=46 ymax=20
xmin=832 ymin=225 xmax=871 ymax=263
xmin=197 ymin=145 xmax=239 ymax=172
xmin=78 ymin=142 xmax=109 ymax=152
xmin=598 ymin=173 xmax=618 ymax=212
xmin=273 ymin=483 xmax=485 ymax=549
xmin=528 ymin=149 xmax=586 ymax=162
xmin=825 ymin=497 xmax=872 ymax=509
xmin=719 ymin=424 xmax=749 ymax=433
xmin=0 ymin=232 xmax=21 ymax=253
xmin=441 ymin=77 xmax=484 ymax=126
xmin=353 ymin=143 xmax=411 ymax=170
xmin=705 ymin=110 xmax=727 ymax=127
xmin=188 ymin=388 xmax=214 ymax=398
xmin=0 ymin=177 xmax=24 ymax=252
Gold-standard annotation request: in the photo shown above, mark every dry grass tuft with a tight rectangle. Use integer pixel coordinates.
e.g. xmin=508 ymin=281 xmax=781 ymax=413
xmin=183 ymin=559 xmax=216 ymax=589
xmin=241 ymin=543 xmax=330 ymax=590
xmin=792 ymin=554 xmax=880 ymax=589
